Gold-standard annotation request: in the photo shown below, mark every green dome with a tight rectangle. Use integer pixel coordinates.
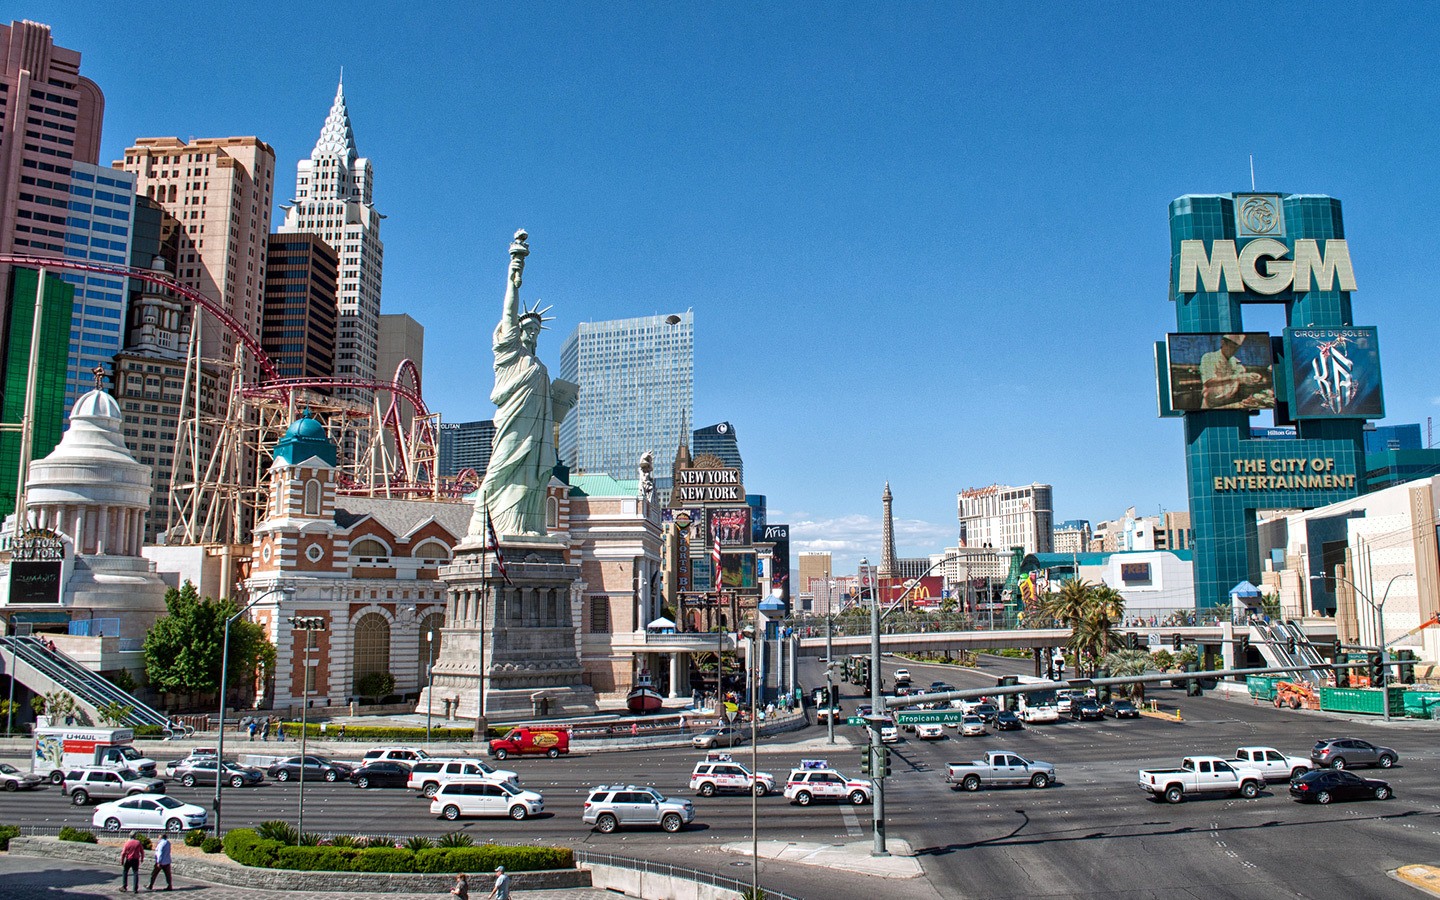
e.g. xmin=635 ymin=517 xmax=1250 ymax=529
xmin=273 ymin=410 xmax=337 ymax=467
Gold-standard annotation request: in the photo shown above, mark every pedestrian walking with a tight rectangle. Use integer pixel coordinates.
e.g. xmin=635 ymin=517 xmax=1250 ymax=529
xmin=277 ymin=721 xmax=286 ymax=741
xmin=148 ymin=833 xmax=173 ymax=890
xmin=338 ymin=723 xmax=346 ymax=739
xmin=248 ymin=720 xmax=257 ymax=741
xmin=450 ymin=872 xmax=469 ymax=899
xmin=488 ymin=865 xmax=511 ymax=900
xmin=119 ymin=832 xmax=143 ymax=892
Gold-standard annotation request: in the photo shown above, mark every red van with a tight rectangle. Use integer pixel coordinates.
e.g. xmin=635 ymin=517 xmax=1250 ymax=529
xmin=488 ymin=727 xmax=570 ymax=760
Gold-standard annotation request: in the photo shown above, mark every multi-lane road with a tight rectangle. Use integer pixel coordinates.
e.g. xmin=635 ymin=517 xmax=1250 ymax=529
xmin=1 ymin=653 xmax=1437 ymax=899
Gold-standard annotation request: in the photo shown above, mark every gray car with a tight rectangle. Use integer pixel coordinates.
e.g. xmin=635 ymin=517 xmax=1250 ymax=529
xmin=62 ymin=767 xmax=166 ymax=805
xmin=584 ymin=784 xmax=695 ymax=833
xmin=691 ymin=726 xmax=745 ymax=750
xmin=1310 ymin=738 xmax=1397 ymax=770
xmin=173 ymin=759 xmax=265 ymax=788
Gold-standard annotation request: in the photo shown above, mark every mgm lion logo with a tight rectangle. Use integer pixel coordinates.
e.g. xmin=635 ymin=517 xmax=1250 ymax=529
xmin=1239 ymin=196 xmax=1279 ymax=235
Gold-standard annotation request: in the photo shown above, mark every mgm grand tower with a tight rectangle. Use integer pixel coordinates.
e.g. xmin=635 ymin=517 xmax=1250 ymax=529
xmin=1157 ymin=193 xmax=1381 ymax=609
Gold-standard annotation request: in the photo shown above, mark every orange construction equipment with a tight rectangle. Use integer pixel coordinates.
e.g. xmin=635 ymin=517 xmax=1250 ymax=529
xmin=1274 ymin=681 xmax=1320 ymax=710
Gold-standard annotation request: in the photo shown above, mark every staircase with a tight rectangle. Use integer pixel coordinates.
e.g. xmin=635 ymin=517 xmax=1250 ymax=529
xmin=0 ymin=636 xmax=178 ymax=732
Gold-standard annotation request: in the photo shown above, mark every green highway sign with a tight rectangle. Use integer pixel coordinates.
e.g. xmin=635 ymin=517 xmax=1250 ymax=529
xmin=845 ymin=717 xmax=866 ymax=726
xmin=895 ymin=711 xmax=967 ymax=725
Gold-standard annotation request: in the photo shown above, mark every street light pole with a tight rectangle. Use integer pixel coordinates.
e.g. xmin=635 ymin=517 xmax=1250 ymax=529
xmin=825 ymin=607 xmax=835 ymax=745
xmin=1327 ymin=570 xmax=1412 ymax=723
xmin=214 ymin=584 xmax=292 ymax=836
xmin=863 ymin=557 xmax=888 ymax=858
xmin=748 ymin=628 xmax=759 ymax=900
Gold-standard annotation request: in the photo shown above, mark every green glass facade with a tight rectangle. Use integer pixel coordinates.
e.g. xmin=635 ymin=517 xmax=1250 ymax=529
xmin=1 ymin=268 xmax=75 ymax=519
xmin=1166 ymin=194 xmax=1372 ymax=609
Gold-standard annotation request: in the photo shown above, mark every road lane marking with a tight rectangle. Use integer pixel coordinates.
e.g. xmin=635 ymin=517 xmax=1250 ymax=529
xmin=841 ymin=805 xmax=863 ymax=836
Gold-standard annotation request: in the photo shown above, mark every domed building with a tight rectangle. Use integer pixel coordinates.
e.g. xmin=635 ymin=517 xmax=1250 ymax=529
xmin=1 ymin=385 xmax=170 ymax=673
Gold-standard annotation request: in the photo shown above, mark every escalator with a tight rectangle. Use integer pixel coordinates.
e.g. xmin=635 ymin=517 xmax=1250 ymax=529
xmin=1248 ymin=621 xmax=1324 ymax=684
xmin=0 ymin=636 xmax=177 ymax=732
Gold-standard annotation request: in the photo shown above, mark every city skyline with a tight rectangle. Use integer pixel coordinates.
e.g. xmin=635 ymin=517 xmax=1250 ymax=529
xmin=15 ymin=4 xmax=1440 ymax=573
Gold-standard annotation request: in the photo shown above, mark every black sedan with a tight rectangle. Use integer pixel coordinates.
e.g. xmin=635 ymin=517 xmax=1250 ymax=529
xmin=1289 ymin=769 xmax=1391 ymax=804
xmin=1072 ymin=699 xmax=1104 ymax=721
xmin=994 ymin=710 xmax=1024 ymax=731
xmin=1102 ymin=699 xmax=1140 ymax=719
xmin=971 ymin=704 xmax=1000 ymax=723
xmin=350 ymin=760 xmax=412 ymax=789
xmin=265 ymin=755 xmax=353 ymax=783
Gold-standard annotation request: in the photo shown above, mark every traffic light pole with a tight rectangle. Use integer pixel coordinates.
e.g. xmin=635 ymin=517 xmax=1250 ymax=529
xmin=869 ymin=574 xmax=888 ymax=858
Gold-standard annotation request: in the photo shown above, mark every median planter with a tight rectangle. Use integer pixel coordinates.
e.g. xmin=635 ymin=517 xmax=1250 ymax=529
xmin=7 ymin=835 xmax=590 ymax=893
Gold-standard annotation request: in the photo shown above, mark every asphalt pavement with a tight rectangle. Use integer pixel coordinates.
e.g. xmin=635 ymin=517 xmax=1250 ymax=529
xmin=0 ymin=651 xmax=1436 ymax=899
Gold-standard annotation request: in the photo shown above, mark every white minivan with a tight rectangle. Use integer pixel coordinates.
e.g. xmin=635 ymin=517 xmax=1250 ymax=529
xmin=407 ymin=758 xmax=518 ymax=796
xmin=430 ymin=780 xmax=544 ymax=820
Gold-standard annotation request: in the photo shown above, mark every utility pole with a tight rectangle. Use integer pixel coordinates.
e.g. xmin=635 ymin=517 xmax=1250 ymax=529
xmin=825 ymin=608 xmax=835 ymax=744
xmin=865 ymin=558 xmax=888 ymax=857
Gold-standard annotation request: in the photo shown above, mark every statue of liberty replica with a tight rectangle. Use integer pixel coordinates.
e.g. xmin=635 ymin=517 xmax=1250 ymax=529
xmin=423 ymin=230 xmax=596 ymax=730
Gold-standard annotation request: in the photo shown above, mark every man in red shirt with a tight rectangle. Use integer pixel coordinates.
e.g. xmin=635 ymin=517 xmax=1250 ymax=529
xmin=120 ymin=833 xmax=144 ymax=892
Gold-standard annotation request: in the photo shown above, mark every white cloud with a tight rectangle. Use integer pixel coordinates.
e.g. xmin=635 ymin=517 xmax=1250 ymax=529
xmin=777 ymin=510 xmax=956 ymax=575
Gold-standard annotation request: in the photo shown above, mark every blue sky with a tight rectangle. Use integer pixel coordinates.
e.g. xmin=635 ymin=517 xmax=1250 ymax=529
xmin=26 ymin=3 xmax=1440 ymax=574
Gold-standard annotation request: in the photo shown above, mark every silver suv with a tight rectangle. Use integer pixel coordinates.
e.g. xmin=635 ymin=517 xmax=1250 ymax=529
xmin=583 ymin=784 xmax=695 ymax=834
xmin=63 ymin=767 xmax=165 ymax=805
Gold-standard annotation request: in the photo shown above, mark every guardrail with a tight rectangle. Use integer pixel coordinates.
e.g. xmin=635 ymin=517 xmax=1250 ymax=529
xmin=575 ymin=849 xmax=802 ymax=900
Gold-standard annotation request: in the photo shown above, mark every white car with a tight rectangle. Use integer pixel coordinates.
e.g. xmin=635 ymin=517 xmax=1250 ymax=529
xmin=361 ymin=746 xmax=432 ymax=764
xmin=893 ymin=668 xmax=911 ymax=683
xmin=1055 ymin=693 xmax=1075 ymax=714
xmin=407 ymin=758 xmax=519 ymax=796
xmin=430 ymin=780 xmax=544 ymax=821
xmin=1021 ymin=705 xmax=1061 ymax=724
xmin=93 ymin=795 xmax=207 ymax=833
xmin=960 ymin=715 xmax=987 ymax=736
xmin=915 ymin=724 xmax=945 ymax=740
xmin=880 ymin=720 xmax=900 ymax=743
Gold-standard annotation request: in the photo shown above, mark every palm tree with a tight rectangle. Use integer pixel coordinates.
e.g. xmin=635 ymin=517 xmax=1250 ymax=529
xmin=1074 ymin=606 xmax=1123 ymax=675
xmin=1041 ymin=578 xmax=1092 ymax=628
xmin=1102 ymin=649 xmax=1151 ymax=701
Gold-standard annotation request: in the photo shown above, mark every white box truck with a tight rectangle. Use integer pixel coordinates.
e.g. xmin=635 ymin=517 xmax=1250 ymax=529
xmin=32 ymin=727 xmax=158 ymax=783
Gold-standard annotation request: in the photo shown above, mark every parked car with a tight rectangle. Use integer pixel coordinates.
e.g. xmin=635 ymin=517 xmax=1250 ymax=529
xmin=692 ymin=725 xmax=746 ymax=750
xmin=173 ymin=759 xmax=264 ymax=788
xmin=947 ymin=752 xmax=1056 ymax=791
xmin=1102 ymin=699 xmax=1140 ymax=719
xmin=1072 ymin=698 xmax=1104 ymax=721
xmin=350 ymin=760 xmax=413 ymax=789
xmin=915 ymin=723 xmax=945 ymax=740
xmin=689 ymin=752 xmax=775 ymax=797
xmin=1230 ymin=747 xmax=1313 ymax=782
xmin=960 ymin=715 xmax=987 ymax=736
xmin=265 ymin=755 xmax=353 ymax=783
xmin=1310 ymin=738 xmax=1397 ymax=770
xmin=407 ymin=758 xmax=519 ymax=797
xmin=1137 ymin=756 xmax=1264 ymax=804
xmin=1289 ymin=769 xmax=1392 ymax=804
xmin=994 ymin=710 xmax=1024 ymax=731
xmin=62 ymin=767 xmax=165 ymax=805
xmin=583 ymin=784 xmax=694 ymax=833
xmin=1020 ymin=705 xmax=1061 ymax=724
xmin=92 ymin=795 xmax=206 ymax=833
xmin=0 ymin=763 xmax=45 ymax=791
xmin=431 ymin=780 xmax=544 ymax=820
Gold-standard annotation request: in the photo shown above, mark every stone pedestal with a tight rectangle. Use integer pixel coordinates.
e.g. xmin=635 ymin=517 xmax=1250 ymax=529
xmin=418 ymin=535 xmax=596 ymax=723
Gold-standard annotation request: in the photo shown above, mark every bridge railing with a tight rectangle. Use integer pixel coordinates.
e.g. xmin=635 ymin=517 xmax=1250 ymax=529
xmin=787 ymin=606 xmax=1242 ymax=639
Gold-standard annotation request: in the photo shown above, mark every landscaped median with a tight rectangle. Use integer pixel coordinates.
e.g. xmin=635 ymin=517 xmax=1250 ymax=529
xmin=5 ymin=832 xmax=590 ymax=893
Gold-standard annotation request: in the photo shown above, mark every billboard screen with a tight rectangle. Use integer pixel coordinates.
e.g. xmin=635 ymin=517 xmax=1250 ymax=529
xmin=1166 ymin=333 xmax=1275 ymax=411
xmin=887 ymin=575 xmax=944 ymax=607
xmin=9 ymin=561 xmax=63 ymax=603
xmin=1286 ymin=327 xmax=1384 ymax=419
xmin=708 ymin=508 xmax=751 ymax=547
xmin=718 ymin=552 xmax=756 ymax=589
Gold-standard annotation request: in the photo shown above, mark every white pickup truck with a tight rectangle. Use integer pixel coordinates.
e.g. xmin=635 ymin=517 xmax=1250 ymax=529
xmin=1228 ymin=747 xmax=1313 ymax=782
xmin=1137 ymin=756 xmax=1265 ymax=803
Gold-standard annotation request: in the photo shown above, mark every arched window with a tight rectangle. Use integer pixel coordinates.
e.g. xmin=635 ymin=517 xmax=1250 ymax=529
xmin=546 ymin=496 xmax=559 ymax=529
xmin=413 ymin=540 xmax=450 ymax=562
xmin=352 ymin=612 xmax=391 ymax=691
xmin=303 ymin=479 xmax=321 ymax=516
xmin=350 ymin=538 xmax=388 ymax=560
xmin=418 ymin=612 xmax=445 ymax=683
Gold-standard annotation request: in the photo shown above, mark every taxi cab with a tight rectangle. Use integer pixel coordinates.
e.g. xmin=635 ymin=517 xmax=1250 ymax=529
xmin=783 ymin=759 xmax=873 ymax=806
xmin=689 ymin=752 xmax=776 ymax=797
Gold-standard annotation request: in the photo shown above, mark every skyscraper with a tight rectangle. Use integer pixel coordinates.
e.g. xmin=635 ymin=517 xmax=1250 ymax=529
xmin=59 ymin=162 xmax=135 ymax=411
xmin=440 ymin=419 xmax=495 ymax=478
xmin=957 ymin=483 xmax=1054 ymax=554
xmin=278 ymin=80 xmax=384 ymax=401
xmin=262 ymin=233 xmax=338 ymax=383
xmin=692 ymin=422 xmax=741 ymax=480
xmin=1 ymin=268 xmax=73 ymax=517
xmin=559 ymin=312 xmax=692 ymax=480
xmin=0 ymin=19 xmax=106 ymax=357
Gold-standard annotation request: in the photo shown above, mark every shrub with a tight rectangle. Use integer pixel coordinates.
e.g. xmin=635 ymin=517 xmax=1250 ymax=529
xmin=329 ymin=834 xmax=360 ymax=849
xmin=0 ymin=824 xmax=20 ymax=850
xmin=184 ymin=829 xmax=207 ymax=847
xmin=224 ymin=828 xmax=282 ymax=868
xmin=278 ymin=723 xmax=479 ymax=742
xmin=201 ymin=836 xmax=224 ymax=854
xmin=298 ymin=832 xmax=323 ymax=847
xmin=352 ymin=847 xmax=415 ymax=872
xmin=413 ymin=845 xmax=573 ymax=874
xmin=275 ymin=845 xmax=357 ymax=871
xmin=135 ymin=833 xmax=153 ymax=850
xmin=356 ymin=671 xmax=396 ymax=699
xmin=58 ymin=827 xmax=97 ymax=843
xmin=403 ymin=835 xmax=434 ymax=852
xmin=256 ymin=820 xmax=298 ymax=845
xmin=436 ymin=831 xmax=474 ymax=848
xmin=134 ymin=725 xmax=166 ymax=738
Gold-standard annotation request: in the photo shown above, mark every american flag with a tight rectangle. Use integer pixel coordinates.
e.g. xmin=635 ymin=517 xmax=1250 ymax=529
xmin=711 ymin=526 xmax=722 ymax=582
xmin=483 ymin=507 xmax=513 ymax=585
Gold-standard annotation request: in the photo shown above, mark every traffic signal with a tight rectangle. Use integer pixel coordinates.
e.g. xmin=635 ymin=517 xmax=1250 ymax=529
xmin=1237 ymin=636 xmax=1249 ymax=658
xmin=1397 ymin=649 xmax=1417 ymax=685
xmin=1126 ymin=632 xmax=1138 ymax=650
xmin=288 ymin=615 xmax=326 ymax=630
xmin=1286 ymin=636 xmax=1297 ymax=654
xmin=1369 ymin=654 xmax=1384 ymax=685
xmin=861 ymin=748 xmax=872 ymax=775
xmin=1172 ymin=634 xmax=1182 ymax=651
xmin=879 ymin=747 xmax=892 ymax=778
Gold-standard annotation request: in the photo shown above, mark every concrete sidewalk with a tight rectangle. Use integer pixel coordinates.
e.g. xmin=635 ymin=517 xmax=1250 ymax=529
xmin=720 ymin=838 xmax=923 ymax=880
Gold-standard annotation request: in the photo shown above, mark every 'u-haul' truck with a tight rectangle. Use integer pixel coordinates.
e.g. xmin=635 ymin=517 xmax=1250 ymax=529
xmin=32 ymin=727 xmax=157 ymax=783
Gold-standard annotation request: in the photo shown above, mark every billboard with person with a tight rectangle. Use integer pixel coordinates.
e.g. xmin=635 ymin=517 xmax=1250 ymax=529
xmin=1165 ymin=332 xmax=1275 ymax=411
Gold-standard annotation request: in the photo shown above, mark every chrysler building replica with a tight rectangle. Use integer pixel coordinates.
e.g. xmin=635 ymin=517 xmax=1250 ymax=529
xmin=279 ymin=78 xmax=384 ymax=404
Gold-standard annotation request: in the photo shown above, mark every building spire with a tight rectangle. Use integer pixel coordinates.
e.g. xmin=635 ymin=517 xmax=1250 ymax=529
xmin=878 ymin=481 xmax=896 ymax=580
xmin=311 ymin=77 xmax=358 ymax=163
